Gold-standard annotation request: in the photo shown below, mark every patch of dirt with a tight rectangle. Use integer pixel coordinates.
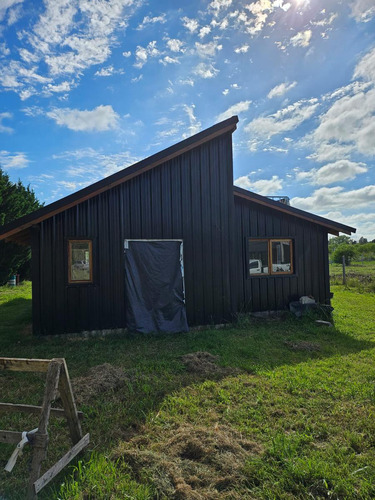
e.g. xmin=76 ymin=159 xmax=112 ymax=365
xmin=114 ymin=424 xmax=262 ymax=499
xmin=284 ymin=340 xmax=321 ymax=352
xmin=72 ymin=363 xmax=126 ymax=404
xmin=181 ymin=352 xmax=240 ymax=377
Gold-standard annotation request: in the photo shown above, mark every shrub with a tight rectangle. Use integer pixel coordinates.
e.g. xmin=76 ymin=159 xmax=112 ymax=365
xmin=332 ymin=244 xmax=356 ymax=265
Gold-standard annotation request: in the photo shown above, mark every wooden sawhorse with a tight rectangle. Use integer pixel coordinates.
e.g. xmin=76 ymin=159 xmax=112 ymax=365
xmin=0 ymin=357 xmax=90 ymax=498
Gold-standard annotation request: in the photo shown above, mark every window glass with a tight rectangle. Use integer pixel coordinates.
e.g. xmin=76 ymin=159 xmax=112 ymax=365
xmin=69 ymin=240 xmax=92 ymax=282
xmin=248 ymin=240 xmax=269 ymax=275
xmin=248 ymin=238 xmax=293 ymax=276
xmin=271 ymin=240 xmax=292 ymax=273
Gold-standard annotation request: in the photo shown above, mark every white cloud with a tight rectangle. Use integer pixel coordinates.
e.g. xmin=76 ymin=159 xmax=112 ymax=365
xmin=234 ymin=174 xmax=283 ymax=195
xmin=303 ymin=46 xmax=375 ymax=161
xmin=267 ymin=81 xmax=297 ymax=99
xmin=313 ymin=88 xmax=375 ymax=156
xmin=306 ymin=142 xmax=355 ymax=163
xmin=353 ymin=45 xmax=375 ymax=84
xmin=289 ymin=30 xmax=312 ymax=48
xmin=134 ymin=46 xmax=148 ymax=68
xmin=122 ymin=50 xmax=131 ymax=57
xmin=0 ymin=0 xmax=22 ymax=22
xmin=0 ymin=43 xmax=10 ymax=56
xmin=178 ymin=77 xmax=195 ymax=86
xmin=198 ymin=26 xmax=211 ymax=38
xmin=295 ymin=160 xmax=368 ymax=185
xmin=94 ymin=66 xmax=123 ymax=77
xmin=0 ymin=0 xmax=139 ymax=98
xmin=7 ymin=2 xmax=22 ymax=25
xmin=245 ymin=98 xmax=319 ymax=142
xmin=166 ymin=38 xmax=185 ymax=53
xmin=18 ymin=48 xmax=39 ymax=63
xmin=195 ymin=40 xmax=223 ymax=58
xmin=193 ymin=62 xmax=219 ymax=79
xmin=159 ymin=56 xmax=180 ymax=66
xmin=182 ymin=104 xmax=202 ymax=137
xmin=324 ymin=211 xmax=375 ymax=240
xmin=0 ymin=112 xmax=13 ymax=133
xmin=134 ymin=41 xmax=160 ymax=68
xmin=216 ymin=100 xmax=251 ymax=122
xmin=311 ymin=12 xmax=338 ymax=27
xmin=291 ymin=185 xmax=375 ymax=212
xmin=136 ymin=14 xmax=166 ymax=30
xmin=0 ymin=150 xmax=29 ymax=169
xmin=350 ymin=0 xmax=375 ymax=22
xmin=234 ymin=44 xmax=249 ymax=54
xmin=131 ymin=74 xmax=143 ymax=83
xmin=181 ymin=16 xmax=199 ymax=33
xmin=95 ymin=66 xmax=114 ymax=77
xmin=209 ymin=0 xmax=233 ymax=16
xmin=46 ymin=105 xmax=119 ymax=132
xmin=53 ymin=148 xmax=139 ymax=181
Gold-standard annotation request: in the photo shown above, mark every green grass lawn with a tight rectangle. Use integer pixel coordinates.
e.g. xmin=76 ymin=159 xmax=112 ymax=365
xmin=0 ymin=281 xmax=375 ymax=499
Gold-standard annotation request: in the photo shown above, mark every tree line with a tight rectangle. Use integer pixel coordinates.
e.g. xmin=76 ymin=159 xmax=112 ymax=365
xmin=0 ymin=168 xmax=42 ymax=284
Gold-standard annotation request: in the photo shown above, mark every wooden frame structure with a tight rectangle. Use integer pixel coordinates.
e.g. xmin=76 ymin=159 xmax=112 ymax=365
xmin=0 ymin=357 xmax=90 ymax=499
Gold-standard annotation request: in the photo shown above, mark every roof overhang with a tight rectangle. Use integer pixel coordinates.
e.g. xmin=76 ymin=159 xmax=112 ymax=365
xmin=0 ymin=116 xmax=239 ymax=245
xmin=233 ymin=186 xmax=356 ymax=236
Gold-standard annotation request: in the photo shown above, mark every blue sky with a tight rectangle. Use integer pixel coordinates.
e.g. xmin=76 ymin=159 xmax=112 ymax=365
xmin=0 ymin=0 xmax=374 ymax=239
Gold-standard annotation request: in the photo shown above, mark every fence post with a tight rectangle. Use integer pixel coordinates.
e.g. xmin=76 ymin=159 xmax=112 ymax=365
xmin=342 ymin=255 xmax=346 ymax=285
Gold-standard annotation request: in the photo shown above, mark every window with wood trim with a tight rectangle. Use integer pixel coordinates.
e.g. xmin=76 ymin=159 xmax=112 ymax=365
xmin=68 ymin=240 xmax=93 ymax=283
xmin=248 ymin=238 xmax=293 ymax=276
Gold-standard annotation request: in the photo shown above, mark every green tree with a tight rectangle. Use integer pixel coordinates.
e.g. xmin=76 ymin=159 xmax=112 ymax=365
xmin=328 ymin=235 xmax=354 ymax=254
xmin=0 ymin=168 xmax=42 ymax=284
xmin=332 ymin=244 xmax=356 ymax=265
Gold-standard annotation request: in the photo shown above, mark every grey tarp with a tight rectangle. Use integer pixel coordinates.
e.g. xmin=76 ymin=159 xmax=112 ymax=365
xmin=124 ymin=240 xmax=188 ymax=333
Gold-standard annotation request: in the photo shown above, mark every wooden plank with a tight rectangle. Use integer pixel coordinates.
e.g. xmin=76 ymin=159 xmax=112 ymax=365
xmin=0 ymin=403 xmax=83 ymax=420
xmin=0 ymin=358 xmax=50 ymax=372
xmin=33 ymin=433 xmax=90 ymax=494
xmin=0 ymin=430 xmax=23 ymax=444
xmin=58 ymin=359 xmax=83 ymax=445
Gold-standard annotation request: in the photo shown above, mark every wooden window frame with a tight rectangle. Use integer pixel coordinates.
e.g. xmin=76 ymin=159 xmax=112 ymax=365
xmin=68 ymin=239 xmax=93 ymax=284
xmin=248 ymin=238 xmax=294 ymax=277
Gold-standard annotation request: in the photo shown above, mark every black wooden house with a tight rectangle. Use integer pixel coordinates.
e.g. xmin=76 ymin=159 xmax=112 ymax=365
xmin=0 ymin=116 xmax=355 ymax=335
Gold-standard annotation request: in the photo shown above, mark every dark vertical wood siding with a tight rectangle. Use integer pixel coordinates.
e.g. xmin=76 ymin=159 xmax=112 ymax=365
xmin=234 ymin=197 xmax=331 ymax=312
xmin=32 ymin=133 xmax=235 ymax=335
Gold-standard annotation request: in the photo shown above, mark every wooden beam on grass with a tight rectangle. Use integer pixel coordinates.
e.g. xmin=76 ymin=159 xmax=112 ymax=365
xmin=33 ymin=433 xmax=90 ymax=494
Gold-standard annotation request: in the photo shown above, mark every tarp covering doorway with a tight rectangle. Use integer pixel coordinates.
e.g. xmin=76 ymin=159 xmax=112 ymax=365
xmin=124 ymin=239 xmax=188 ymax=333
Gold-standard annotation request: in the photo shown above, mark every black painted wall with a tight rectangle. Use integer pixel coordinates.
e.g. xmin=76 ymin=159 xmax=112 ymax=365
xmin=31 ymin=133 xmax=236 ymax=334
xmin=233 ymin=196 xmax=331 ymax=313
